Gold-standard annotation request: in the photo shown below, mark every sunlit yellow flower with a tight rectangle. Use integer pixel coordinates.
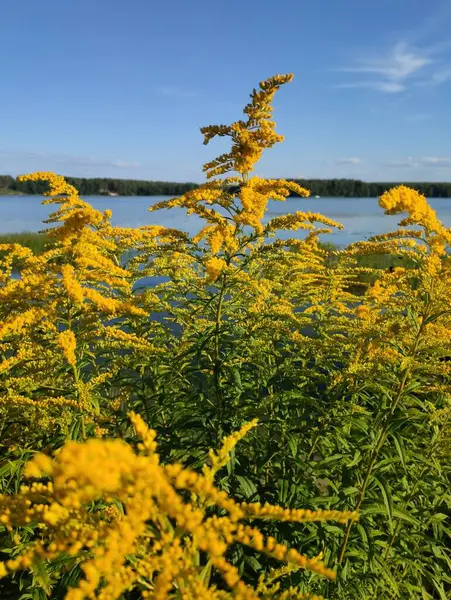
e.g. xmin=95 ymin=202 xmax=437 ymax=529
xmin=205 ymin=257 xmax=227 ymax=281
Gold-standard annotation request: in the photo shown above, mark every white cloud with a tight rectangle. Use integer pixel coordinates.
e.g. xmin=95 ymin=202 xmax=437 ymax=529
xmin=337 ymin=41 xmax=433 ymax=93
xmin=342 ymin=42 xmax=432 ymax=80
xmin=418 ymin=156 xmax=451 ymax=167
xmin=335 ymin=157 xmax=361 ymax=165
xmin=336 ymin=81 xmax=406 ymax=93
xmin=386 ymin=156 xmax=451 ymax=169
xmin=334 ymin=36 xmax=451 ymax=94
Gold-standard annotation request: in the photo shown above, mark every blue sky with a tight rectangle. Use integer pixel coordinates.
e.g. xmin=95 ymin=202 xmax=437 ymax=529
xmin=1 ymin=0 xmax=451 ymax=182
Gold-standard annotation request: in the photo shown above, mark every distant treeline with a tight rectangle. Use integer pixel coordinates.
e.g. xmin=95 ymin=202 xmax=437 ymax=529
xmin=1 ymin=174 xmax=451 ymax=197
xmin=290 ymin=178 xmax=451 ymax=198
xmin=0 ymin=175 xmax=198 ymax=196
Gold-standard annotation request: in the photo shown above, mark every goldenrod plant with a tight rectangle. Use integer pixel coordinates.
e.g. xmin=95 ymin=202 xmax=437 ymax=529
xmin=0 ymin=415 xmax=357 ymax=600
xmin=0 ymin=75 xmax=449 ymax=599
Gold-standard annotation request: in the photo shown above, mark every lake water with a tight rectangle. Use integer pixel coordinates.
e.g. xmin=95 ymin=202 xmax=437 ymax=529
xmin=2 ymin=194 xmax=451 ymax=246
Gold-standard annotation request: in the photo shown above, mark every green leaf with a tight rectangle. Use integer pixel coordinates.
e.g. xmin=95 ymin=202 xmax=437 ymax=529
xmin=278 ymin=477 xmax=290 ymax=504
xmin=362 ymin=503 xmax=420 ymax=527
xmin=236 ymin=475 xmax=257 ymax=499
xmin=198 ymin=560 xmax=212 ymax=587
xmin=389 ymin=433 xmax=407 ymax=470
xmin=373 ymin=476 xmax=393 ymax=531
xmin=244 ymin=555 xmax=261 ymax=572
xmin=231 ymin=368 xmax=243 ymax=392
xmin=346 ymin=450 xmax=361 ymax=468
xmin=31 ymin=558 xmax=52 ymax=596
xmin=391 ymin=506 xmax=420 ymax=527
xmin=428 ymin=576 xmax=448 ymax=600
xmin=429 ymin=513 xmax=448 ymax=523
xmin=286 ymin=433 xmax=298 ymax=459
xmin=356 ymin=523 xmax=369 ymax=547
xmin=319 ymin=453 xmax=344 ymax=466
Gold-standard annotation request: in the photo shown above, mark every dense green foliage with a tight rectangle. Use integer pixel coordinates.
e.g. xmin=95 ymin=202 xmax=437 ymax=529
xmin=291 ymin=178 xmax=451 ymax=198
xmin=0 ymin=174 xmax=198 ymax=196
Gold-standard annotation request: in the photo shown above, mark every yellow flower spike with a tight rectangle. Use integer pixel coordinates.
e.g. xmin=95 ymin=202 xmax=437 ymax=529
xmin=200 ymin=74 xmax=295 ymax=179
xmin=57 ymin=329 xmax=77 ymax=367
xmin=379 ymin=185 xmax=451 ymax=250
xmin=60 ymin=264 xmax=85 ymax=304
xmin=129 ymin=411 xmax=159 ymax=458
xmin=0 ymin=308 xmax=47 ymax=340
xmin=239 ymin=503 xmax=358 ymax=525
xmin=203 ymin=419 xmax=258 ymax=481
xmin=18 ymin=171 xmax=79 ymax=197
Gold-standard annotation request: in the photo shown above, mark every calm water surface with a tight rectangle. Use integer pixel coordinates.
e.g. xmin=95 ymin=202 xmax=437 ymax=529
xmin=2 ymin=195 xmax=451 ymax=246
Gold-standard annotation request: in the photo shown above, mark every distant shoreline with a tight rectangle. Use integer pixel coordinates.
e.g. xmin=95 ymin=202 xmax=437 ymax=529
xmin=1 ymin=175 xmax=451 ymax=197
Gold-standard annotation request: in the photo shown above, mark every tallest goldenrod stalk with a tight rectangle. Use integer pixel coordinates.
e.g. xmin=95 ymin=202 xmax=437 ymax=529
xmin=147 ymin=75 xmax=318 ymax=413
xmin=147 ymin=75 xmax=342 ymax=410
xmin=200 ymin=73 xmax=310 ymax=233
xmin=149 ymin=74 xmax=312 ymax=254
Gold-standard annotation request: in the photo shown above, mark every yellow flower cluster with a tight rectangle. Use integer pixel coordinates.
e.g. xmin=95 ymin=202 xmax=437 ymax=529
xmin=0 ymin=172 xmax=153 ymax=437
xmin=236 ymin=178 xmax=310 ymax=233
xmin=200 ymin=74 xmax=294 ymax=178
xmin=205 ymin=257 xmax=228 ymax=281
xmin=379 ymin=185 xmax=451 ymax=254
xmin=194 ymin=223 xmax=239 ymax=255
xmin=17 ymin=171 xmax=79 ymax=197
xmin=0 ymin=415 xmax=356 ymax=600
xmin=265 ymin=211 xmax=342 ymax=234
xmin=57 ymin=330 xmax=77 ymax=367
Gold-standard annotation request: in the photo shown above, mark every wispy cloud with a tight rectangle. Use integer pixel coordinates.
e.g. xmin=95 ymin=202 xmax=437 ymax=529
xmin=156 ymin=85 xmax=197 ymax=99
xmin=386 ymin=156 xmax=451 ymax=169
xmin=336 ymin=81 xmax=406 ymax=93
xmin=337 ymin=41 xmax=433 ymax=94
xmin=336 ymin=4 xmax=451 ymax=94
xmin=432 ymin=66 xmax=451 ymax=84
xmin=58 ymin=155 xmax=141 ymax=169
xmin=335 ymin=157 xmax=362 ymax=165
xmin=408 ymin=1 xmax=451 ymax=45
xmin=341 ymin=42 xmax=432 ymax=79
xmin=0 ymin=150 xmax=141 ymax=173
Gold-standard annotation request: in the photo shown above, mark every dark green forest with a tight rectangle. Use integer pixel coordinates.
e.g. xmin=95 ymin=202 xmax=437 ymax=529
xmin=291 ymin=178 xmax=451 ymax=197
xmin=1 ymin=174 xmax=451 ymax=197
xmin=0 ymin=175 xmax=198 ymax=196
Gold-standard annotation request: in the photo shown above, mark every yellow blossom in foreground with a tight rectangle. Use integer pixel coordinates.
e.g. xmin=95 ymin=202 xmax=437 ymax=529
xmin=0 ymin=414 xmax=357 ymax=600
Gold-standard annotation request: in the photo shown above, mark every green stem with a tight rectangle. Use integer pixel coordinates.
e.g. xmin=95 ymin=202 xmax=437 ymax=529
xmin=213 ymin=277 xmax=227 ymax=413
xmin=337 ymin=318 xmax=426 ymax=565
